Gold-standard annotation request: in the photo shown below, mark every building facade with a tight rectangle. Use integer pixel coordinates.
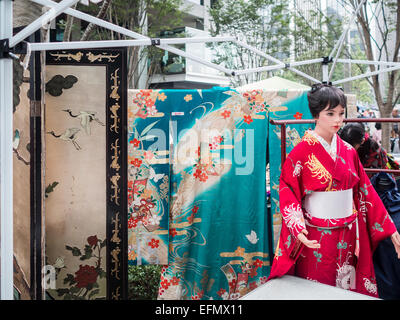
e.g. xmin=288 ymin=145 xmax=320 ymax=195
xmin=149 ymin=0 xmax=230 ymax=89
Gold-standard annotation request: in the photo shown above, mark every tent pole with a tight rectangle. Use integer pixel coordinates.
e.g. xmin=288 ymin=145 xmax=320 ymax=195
xmin=328 ymin=0 xmax=366 ymax=81
xmin=336 ymin=58 xmax=400 ymax=67
xmin=328 ymin=0 xmax=366 ymax=59
xmin=290 ymin=68 xmax=320 ymax=84
xmin=321 ymin=56 xmax=331 ymax=83
xmin=30 ymin=0 xmax=235 ymax=76
xmin=332 ymin=64 xmax=400 ymax=85
xmin=10 ymin=0 xmax=80 ymax=48
xmin=26 ymin=0 xmax=399 ymax=86
xmin=322 ymin=64 xmax=329 ymax=83
xmin=234 ymin=39 xmax=318 ymax=82
xmin=27 ymin=36 xmax=236 ymax=51
xmin=0 ymin=0 xmax=14 ymax=300
xmin=235 ymin=58 xmax=324 ymax=76
xmin=234 ymin=64 xmax=285 ymax=76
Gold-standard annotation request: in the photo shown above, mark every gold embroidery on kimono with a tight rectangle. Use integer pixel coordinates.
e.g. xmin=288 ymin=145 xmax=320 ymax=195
xmin=305 ymin=153 xmax=333 ymax=191
xmin=302 ymin=130 xmax=319 ymax=146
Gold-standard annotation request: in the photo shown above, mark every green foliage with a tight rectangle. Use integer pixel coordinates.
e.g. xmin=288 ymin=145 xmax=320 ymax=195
xmin=76 ymin=0 xmax=184 ymax=38
xmin=284 ymin=5 xmax=346 ymax=86
xmin=58 ymin=0 xmax=185 ymax=88
xmin=99 ymin=0 xmax=185 ymax=88
xmin=128 ymin=265 xmax=162 ymax=300
xmin=348 ymin=48 xmax=375 ymax=104
xmin=208 ymin=0 xmax=292 ymax=86
xmin=56 ymin=19 xmax=81 ymax=36
xmin=281 ymin=2 xmax=376 ymax=105
xmin=291 ymin=5 xmax=343 ymax=58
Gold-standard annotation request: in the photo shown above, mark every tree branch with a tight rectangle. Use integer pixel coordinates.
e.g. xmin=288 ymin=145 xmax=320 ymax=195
xmin=63 ymin=3 xmax=77 ymax=41
xmin=80 ymin=0 xmax=113 ymax=41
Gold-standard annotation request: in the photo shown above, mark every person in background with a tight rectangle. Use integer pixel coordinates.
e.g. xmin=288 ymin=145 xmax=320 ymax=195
xmin=340 ymin=122 xmax=400 ymax=299
xmin=339 ymin=122 xmax=400 ymax=174
xmin=268 ymin=84 xmax=400 ymax=298
xmin=372 ymin=122 xmax=382 ymax=145
xmin=370 ymin=171 xmax=400 ymax=299
xmin=391 ymin=109 xmax=400 ymax=153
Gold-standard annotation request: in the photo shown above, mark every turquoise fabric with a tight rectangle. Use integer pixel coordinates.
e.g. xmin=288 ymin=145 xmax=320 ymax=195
xmin=128 ymin=90 xmax=171 ymax=265
xmin=128 ymin=87 xmax=312 ymax=299
xmin=155 ymin=87 xmax=270 ymax=300
xmin=268 ymin=92 xmax=314 ymax=252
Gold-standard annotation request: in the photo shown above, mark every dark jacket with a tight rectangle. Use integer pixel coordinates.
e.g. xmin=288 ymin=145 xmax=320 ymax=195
xmin=371 ymin=172 xmax=400 ymax=299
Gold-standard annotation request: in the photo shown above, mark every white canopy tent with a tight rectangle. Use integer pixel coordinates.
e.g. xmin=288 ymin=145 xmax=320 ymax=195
xmin=1 ymin=0 xmax=400 ymax=299
xmin=237 ymin=76 xmax=311 ymax=91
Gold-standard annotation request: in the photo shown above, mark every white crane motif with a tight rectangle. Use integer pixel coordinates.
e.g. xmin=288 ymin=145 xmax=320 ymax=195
xmin=47 ymin=128 xmax=82 ymax=150
xmin=62 ymin=109 xmax=105 ymax=135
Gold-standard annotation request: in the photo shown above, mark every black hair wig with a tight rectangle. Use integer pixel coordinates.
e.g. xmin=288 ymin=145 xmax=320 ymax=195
xmin=307 ymin=84 xmax=347 ymax=119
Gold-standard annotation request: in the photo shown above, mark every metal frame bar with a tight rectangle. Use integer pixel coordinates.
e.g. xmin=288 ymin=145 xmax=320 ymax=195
xmin=9 ymin=0 xmax=399 ymax=84
xmin=18 ymin=0 xmax=325 ymax=82
xmin=10 ymin=0 xmax=80 ymax=48
xmin=27 ymin=36 xmax=236 ymax=51
xmin=234 ymin=58 xmax=323 ymax=77
xmin=336 ymin=58 xmax=400 ymax=67
xmin=270 ymin=118 xmax=400 ymax=175
xmin=332 ymin=65 xmax=400 ymax=85
xmin=327 ymin=0 xmax=367 ymax=81
xmin=31 ymin=0 xmax=235 ymax=76
xmin=0 ymin=0 xmax=14 ymax=300
xmin=234 ymin=39 xmax=321 ymax=83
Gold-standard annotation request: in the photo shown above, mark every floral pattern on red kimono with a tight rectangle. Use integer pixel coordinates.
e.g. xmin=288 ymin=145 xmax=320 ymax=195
xmin=268 ymin=131 xmax=397 ymax=298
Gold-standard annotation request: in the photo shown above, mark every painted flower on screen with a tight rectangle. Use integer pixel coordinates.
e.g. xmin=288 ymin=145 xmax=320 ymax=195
xmin=74 ymin=265 xmax=99 ymax=289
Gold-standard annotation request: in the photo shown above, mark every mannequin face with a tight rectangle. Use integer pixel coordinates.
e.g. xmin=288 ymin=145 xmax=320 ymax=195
xmin=315 ymin=104 xmax=345 ymax=141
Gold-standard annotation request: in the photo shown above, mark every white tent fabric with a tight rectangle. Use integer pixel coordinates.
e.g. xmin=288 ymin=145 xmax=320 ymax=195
xmin=237 ymin=76 xmax=310 ymax=91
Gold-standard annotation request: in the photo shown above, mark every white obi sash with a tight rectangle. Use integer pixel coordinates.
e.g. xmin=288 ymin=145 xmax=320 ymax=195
xmin=303 ymin=189 xmax=353 ymax=219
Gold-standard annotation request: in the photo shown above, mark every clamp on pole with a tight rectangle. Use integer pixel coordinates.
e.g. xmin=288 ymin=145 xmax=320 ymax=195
xmin=0 ymin=38 xmax=10 ymax=59
xmin=0 ymin=38 xmax=24 ymax=60
xmin=321 ymin=56 xmax=333 ymax=83
xmin=322 ymin=56 xmax=333 ymax=65
xmin=151 ymin=38 xmax=161 ymax=46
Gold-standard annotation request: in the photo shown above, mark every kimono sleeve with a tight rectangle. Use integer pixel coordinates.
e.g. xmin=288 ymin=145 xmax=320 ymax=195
xmin=279 ymin=153 xmax=306 ymax=240
xmin=355 ymin=155 xmax=397 ymax=251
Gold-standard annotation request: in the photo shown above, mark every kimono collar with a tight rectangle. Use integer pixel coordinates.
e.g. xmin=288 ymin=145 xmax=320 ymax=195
xmin=309 ymin=130 xmax=337 ymax=161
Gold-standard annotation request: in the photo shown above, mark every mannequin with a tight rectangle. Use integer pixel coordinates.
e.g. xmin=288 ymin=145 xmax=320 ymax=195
xmin=268 ymin=84 xmax=400 ymax=297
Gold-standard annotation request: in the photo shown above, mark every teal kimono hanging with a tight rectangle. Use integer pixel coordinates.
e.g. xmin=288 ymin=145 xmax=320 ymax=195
xmin=267 ymin=91 xmax=314 ymax=252
xmin=128 ymin=87 xmax=316 ymax=299
xmin=128 ymin=90 xmax=170 ymax=265
xmin=154 ymin=87 xmax=271 ymax=300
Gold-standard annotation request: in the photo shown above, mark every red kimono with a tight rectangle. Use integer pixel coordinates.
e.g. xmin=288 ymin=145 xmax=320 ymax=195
xmin=268 ymin=131 xmax=397 ymax=297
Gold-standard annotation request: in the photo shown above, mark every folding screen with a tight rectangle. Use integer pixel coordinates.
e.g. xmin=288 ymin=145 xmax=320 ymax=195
xmin=13 ymin=59 xmax=32 ymax=300
xmin=44 ymin=49 xmax=127 ymax=300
